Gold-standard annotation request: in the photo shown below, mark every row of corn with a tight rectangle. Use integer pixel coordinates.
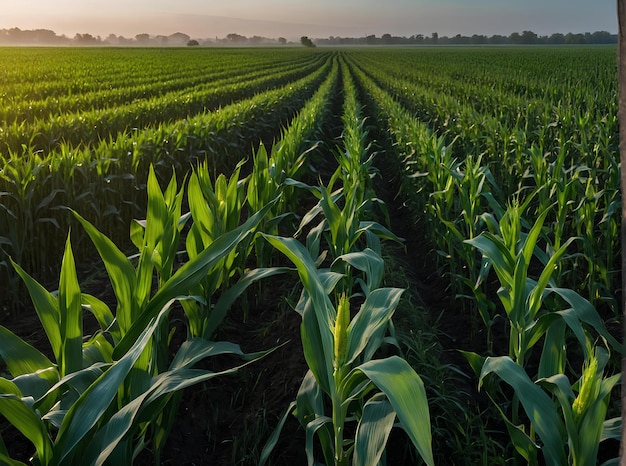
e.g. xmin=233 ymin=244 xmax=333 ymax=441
xmin=346 ymin=48 xmax=621 ymax=465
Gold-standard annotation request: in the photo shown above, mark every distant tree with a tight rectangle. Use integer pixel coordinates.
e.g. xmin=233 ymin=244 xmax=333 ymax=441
xmin=187 ymin=39 xmax=199 ymax=46
xmin=74 ymin=33 xmax=100 ymax=45
xmin=591 ymin=30 xmax=614 ymax=44
xmin=521 ymin=30 xmax=538 ymax=44
xmin=547 ymin=33 xmax=565 ymax=44
xmin=227 ymin=33 xmax=247 ymax=43
xmin=508 ymin=32 xmax=523 ymax=44
xmin=471 ymin=34 xmax=487 ymax=45
xmin=169 ymin=32 xmax=190 ymax=45
xmin=155 ymin=35 xmax=169 ymax=46
xmin=135 ymin=33 xmax=151 ymax=44
xmin=431 ymin=32 xmax=439 ymax=44
xmin=300 ymin=36 xmax=315 ymax=47
xmin=488 ymin=34 xmax=507 ymax=44
xmin=278 ymin=37 xmax=287 ymax=45
xmin=565 ymin=32 xmax=585 ymax=44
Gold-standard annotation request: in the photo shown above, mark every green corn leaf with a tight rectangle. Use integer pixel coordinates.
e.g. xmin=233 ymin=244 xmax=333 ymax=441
xmin=355 ymin=356 xmax=433 ymax=466
xmin=58 ymin=233 xmax=83 ymax=377
xmin=305 ymin=416 xmax=334 ymax=466
xmin=113 ymin=201 xmax=275 ymax=359
xmin=465 ymin=232 xmax=514 ymax=287
xmin=0 ymin=326 xmax=56 ymax=384
xmin=500 ymin=406 xmax=539 ymax=464
xmin=519 ymin=208 xmax=549 ymax=270
xmin=299 ymin=297 xmax=332 ymax=394
xmin=480 ymin=356 xmax=567 ymax=466
xmin=84 ymin=344 xmax=272 ymax=465
xmin=73 ymin=210 xmax=137 ymax=334
xmin=346 ymin=288 xmax=404 ymax=365
xmin=169 ymin=339 xmax=243 ymax=370
xmin=0 ymin=378 xmax=53 ymax=464
xmin=81 ymin=294 xmax=120 ymax=343
xmin=188 ymin=169 xmax=215 ymax=242
xmin=601 ymin=417 xmax=621 ymax=442
xmin=353 ymin=397 xmax=395 ymax=466
xmin=334 ymin=248 xmax=384 ymax=295
xmin=0 ymin=451 xmax=26 ymax=466
xmin=537 ymin=318 xmax=566 ymax=378
xmin=144 ymin=165 xmax=168 ymax=252
xmin=509 ymin=253 xmax=528 ymax=325
xmin=259 ymin=401 xmax=297 ymax=466
xmin=10 ymin=260 xmax=61 ymax=363
xmin=544 ymin=287 xmax=622 ymax=353
xmin=356 ymin=221 xmax=403 ymax=244
xmin=262 ymin=234 xmax=336 ymax=393
xmin=527 ymin=236 xmax=578 ymax=318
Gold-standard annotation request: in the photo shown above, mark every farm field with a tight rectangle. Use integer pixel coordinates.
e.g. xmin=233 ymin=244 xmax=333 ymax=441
xmin=0 ymin=46 xmax=622 ymax=465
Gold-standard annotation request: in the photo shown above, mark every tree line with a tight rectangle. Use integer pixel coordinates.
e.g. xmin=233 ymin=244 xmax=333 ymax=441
xmin=315 ymin=30 xmax=617 ymax=46
xmin=0 ymin=28 xmax=289 ymax=46
xmin=0 ymin=27 xmax=617 ymax=47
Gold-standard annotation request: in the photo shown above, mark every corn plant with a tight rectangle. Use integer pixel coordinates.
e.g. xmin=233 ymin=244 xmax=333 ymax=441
xmin=260 ymin=236 xmax=433 ymax=466
xmin=463 ymin=200 xmax=621 ymax=465
xmin=466 ymin=201 xmax=620 ymax=371
xmin=0 ymin=164 xmax=276 ymax=464
xmin=476 ymin=343 xmax=620 ymax=466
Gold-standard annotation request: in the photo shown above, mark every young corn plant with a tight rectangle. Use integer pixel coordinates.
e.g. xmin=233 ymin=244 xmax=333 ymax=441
xmin=292 ymin=166 xmax=399 ymax=274
xmin=464 ymin=201 xmax=621 ymax=465
xmin=476 ymin=342 xmax=620 ymax=466
xmin=260 ymin=236 xmax=433 ymax=466
xmin=182 ymin=160 xmax=253 ymax=337
xmin=465 ymin=200 xmax=620 ymax=372
xmin=0 ymin=166 xmax=276 ymax=464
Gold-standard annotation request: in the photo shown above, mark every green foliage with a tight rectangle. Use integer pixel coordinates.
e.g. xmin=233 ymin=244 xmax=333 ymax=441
xmin=0 ymin=165 xmax=276 ymax=464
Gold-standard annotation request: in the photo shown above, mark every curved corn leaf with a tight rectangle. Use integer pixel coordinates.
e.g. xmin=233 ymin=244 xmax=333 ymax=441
xmin=333 ymin=248 xmax=384 ymax=296
xmin=85 ymin=344 xmax=271 ymax=466
xmin=205 ymin=266 xmax=292 ymax=339
xmin=262 ymin=234 xmax=337 ymax=393
xmin=0 ymin=326 xmax=56 ymax=384
xmin=479 ymin=356 xmax=567 ymax=466
xmin=346 ymin=288 xmax=403 ymax=366
xmin=353 ymin=397 xmax=395 ymax=466
xmin=0 ymin=380 xmax=53 ymax=463
xmin=355 ymin=356 xmax=433 ymax=466
xmin=10 ymin=260 xmax=62 ymax=362
xmin=73 ymin=210 xmax=137 ymax=334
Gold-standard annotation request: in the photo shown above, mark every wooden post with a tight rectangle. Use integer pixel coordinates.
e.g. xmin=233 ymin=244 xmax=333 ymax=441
xmin=617 ymin=0 xmax=626 ymax=459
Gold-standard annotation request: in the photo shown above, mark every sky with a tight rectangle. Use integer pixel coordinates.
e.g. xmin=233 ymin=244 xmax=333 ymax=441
xmin=0 ymin=0 xmax=618 ymax=41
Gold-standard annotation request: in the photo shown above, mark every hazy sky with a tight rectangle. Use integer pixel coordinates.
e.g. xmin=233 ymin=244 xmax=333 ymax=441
xmin=0 ymin=0 xmax=618 ymax=40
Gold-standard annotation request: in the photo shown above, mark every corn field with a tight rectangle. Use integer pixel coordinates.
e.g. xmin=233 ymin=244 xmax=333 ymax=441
xmin=0 ymin=46 xmax=621 ymax=465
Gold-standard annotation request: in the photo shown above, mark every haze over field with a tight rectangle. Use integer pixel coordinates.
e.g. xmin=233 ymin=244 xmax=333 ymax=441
xmin=0 ymin=0 xmax=617 ymax=40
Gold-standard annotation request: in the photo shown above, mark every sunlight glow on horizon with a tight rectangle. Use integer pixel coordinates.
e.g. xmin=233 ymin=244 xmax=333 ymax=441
xmin=0 ymin=0 xmax=617 ymax=40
